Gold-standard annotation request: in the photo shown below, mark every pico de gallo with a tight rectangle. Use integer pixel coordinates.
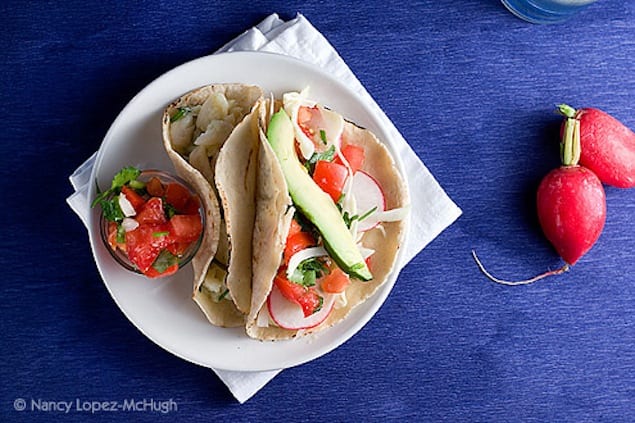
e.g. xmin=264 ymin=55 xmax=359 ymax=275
xmin=93 ymin=167 xmax=203 ymax=278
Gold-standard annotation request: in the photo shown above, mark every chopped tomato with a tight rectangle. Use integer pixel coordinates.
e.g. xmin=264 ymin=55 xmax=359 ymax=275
xmin=365 ymin=256 xmax=372 ymax=272
xmin=284 ymin=231 xmax=316 ymax=265
xmin=146 ymin=177 xmax=165 ymax=197
xmin=136 ymin=197 xmax=167 ymax=225
xmin=335 ymin=144 xmax=365 ymax=174
xmin=288 ymin=219 xmax=303 ymax=238
xmin=313 ymin=160 xmax=348 ymax=203
xmin=181 ymin=195 xmax=201 ymax=215
xmin=169 ymin=214 xmax=203 ymax=244
xmin=125 ymin=224 xmax=171 ymax=273
xmin=321 ymin=266 xmax=351 ymax=293
xmin=297 ymin=106 xmax=317 ymax=139
xmin=166 ymin=241 xmax=190 ymax=257
xmin=121 ymin=186 xmax=145 ymax=212
xmin=274 ymin=272 xmax=323 ymax=317
xmin=165 ymin=182 xmax=191 ymax=213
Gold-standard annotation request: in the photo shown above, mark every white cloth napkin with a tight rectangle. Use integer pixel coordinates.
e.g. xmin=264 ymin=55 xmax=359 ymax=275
xmin=67 ymin=13 xmax=462 ymax=403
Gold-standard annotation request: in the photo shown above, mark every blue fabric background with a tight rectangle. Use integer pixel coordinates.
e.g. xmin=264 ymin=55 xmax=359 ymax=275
xmin=1 ymin=1 xmax=633 ymax=421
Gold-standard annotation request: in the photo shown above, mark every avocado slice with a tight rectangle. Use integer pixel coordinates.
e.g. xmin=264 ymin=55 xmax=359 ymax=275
xmin=267 ymin=110 xmax=372 ymax=281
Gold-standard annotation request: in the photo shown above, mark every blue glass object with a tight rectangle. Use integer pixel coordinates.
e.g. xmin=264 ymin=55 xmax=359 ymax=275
xmin=501 ymin=0 xmax=596 ymax=24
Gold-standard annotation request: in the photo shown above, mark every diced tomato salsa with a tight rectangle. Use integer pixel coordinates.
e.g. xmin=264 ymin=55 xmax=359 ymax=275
xmin=99 ymin=168 xmax=203 ymax=278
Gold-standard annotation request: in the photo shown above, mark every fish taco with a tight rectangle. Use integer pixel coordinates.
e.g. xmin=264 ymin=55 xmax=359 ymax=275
xmin=162 ymin=83 xmax=262 ymax=327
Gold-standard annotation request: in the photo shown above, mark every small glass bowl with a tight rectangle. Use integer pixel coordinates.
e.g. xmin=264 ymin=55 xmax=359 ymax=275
xmin=99 ymin=169 xmax=204 ymax=277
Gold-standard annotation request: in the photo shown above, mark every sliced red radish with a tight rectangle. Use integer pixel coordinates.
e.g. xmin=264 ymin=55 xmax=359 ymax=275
xmin=351 ymin=170 xmax=386 ymax=232
xmin=267 ymin=285 xmax=335 ymax=330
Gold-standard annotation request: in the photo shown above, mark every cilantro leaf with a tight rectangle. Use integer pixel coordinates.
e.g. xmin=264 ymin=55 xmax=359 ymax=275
xmin=100 ymin=198 xmax=124 ymax=222
xmin=152 ymin=250 xmax=178 ymax=273
xmin=304 ymin=145 xmax=336 ymax=174
xmin=91 ymin=166 xmax=141 ymax=208
xmin=111 ymin=166 xmax=141 ymax=190
xmin=289 ymin=258 xmax=329 ymax=287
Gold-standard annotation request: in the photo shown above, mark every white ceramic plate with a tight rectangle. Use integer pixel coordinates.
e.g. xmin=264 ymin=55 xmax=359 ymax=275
xmin=89 ymin=51 xmax=408 ymax=371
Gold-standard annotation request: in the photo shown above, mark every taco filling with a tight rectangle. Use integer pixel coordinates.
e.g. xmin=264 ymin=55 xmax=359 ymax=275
xmin=249 ymin=90 xmax=409 ymax=337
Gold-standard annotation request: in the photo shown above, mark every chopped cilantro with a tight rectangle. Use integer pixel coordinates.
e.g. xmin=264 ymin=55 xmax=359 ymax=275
xmin=289 ymin=258 xmax=329 ymax=287
xmin=314 ymin=296 xmax=324 ymax=313
xmin=164 ymin=203 xmax=177 ymax=219
xmin=111 ymin=166 xmax=141 ymax=190
xmin=342 ymin=211 xmax=357 ymax=229
xmin=218 ymin=288 xmax=230 ymax=301
xmin=170 ymin=107 xmax=191 ymax=123
xmin=319 ymin=129 xmax=327 ymax=145
xmin=304 ymin=145 xmax=336 ymax=174
xmin=116 ymin=223 xmax=126 ymax=244
xmin=100 ymin=197 xmax=124 ymax=222
xmin=152 ymin=231 xmax=169 ymax=237
xmin=128 ymin=179 xmax=145 ymax=190
xmin=152 ymin=250 xmax=177 ymax=273
xmin=91 ymin=166 xmax=141 ymax=208
xmin=358 ymin=206 xmax=378 ymax=222
xmin=342 ymin=206 xmax=378 ymax=229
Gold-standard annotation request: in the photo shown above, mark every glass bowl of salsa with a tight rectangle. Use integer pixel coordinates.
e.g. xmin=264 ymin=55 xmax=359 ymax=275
xmin=95 ymin=167 xmax=204 ymax=278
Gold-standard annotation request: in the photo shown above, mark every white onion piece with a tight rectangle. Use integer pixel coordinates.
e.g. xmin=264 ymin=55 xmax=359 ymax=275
xmin=334 ymin=292 xmax=347 ymax=309
xmin=121 ymin=217 xmax=139 ymax=232
xmin=256 ymin=306 xmax=271 ymax=328
xmin=358 ymin=245 xmax=376 ymax=260
xmin=282 ymin=90 xmax=345 ymax=160
xmin=283 ymin=91 xmax=316 ymax=160
xmin=267 ymin=285 xmax=335 ymax=330
xmin=361 ymin=205 xmax=411 ymax=230
xmin=286 ymin=246 xmax=328 ymax=279
xmin=118 ymin=193 xmax=137 ymax=217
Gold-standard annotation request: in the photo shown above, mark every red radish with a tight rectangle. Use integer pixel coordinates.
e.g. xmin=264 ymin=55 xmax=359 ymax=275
xmin=536 ymin=166 xmax=605 ymax=265
xmin=474 ymin=115 xmax=607 ymax=285
xmin=267 ymin=285 xmax=335 ymax=330
xmin=559 ymin=104 xmax=635 ymax=188
xmin=351 ymin=170 xmax=386 ymax=232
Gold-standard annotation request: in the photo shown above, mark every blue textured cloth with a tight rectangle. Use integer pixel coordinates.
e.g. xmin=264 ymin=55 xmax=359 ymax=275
xmin=2 ymin=1 xmax=633 ymax=421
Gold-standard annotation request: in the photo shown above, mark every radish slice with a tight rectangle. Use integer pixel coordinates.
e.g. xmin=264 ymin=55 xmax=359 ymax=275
xmin=351 ymin=170 xmax=386 ymax=232
xmin=267 ymin=285 xmax=335 ymax=330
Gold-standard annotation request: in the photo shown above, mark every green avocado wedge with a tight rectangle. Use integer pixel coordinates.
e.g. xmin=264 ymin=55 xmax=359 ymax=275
xmin=267 ymin=110 xmax=372 ymax=281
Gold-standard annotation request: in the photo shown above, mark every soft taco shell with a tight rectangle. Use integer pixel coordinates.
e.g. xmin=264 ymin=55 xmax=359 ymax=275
xmin=246 ymin=118 xmax=409 ymax=340
xmin=214 ymin=100 xmax=262 ymax=314
xmin=162 ymin=83 xmax=262 ymax=327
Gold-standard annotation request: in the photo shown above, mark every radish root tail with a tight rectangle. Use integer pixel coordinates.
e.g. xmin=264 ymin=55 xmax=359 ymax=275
xmin=471 ymin=250 xmax=570 ymax=286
